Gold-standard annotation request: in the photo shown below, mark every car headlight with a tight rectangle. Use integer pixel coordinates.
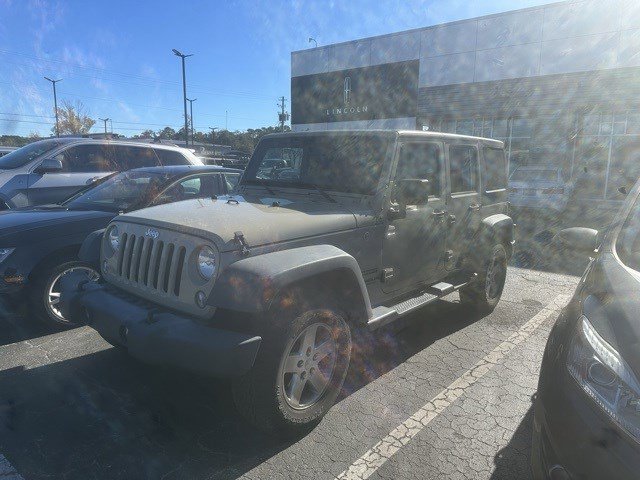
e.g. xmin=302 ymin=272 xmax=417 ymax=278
xmin=197 ymin=246 xmax=217 ymax=280
xmin=0 ymin=247 xmax=15 ymax=264
xmin=107 ymin=226 xmax=120 ymax=253
xmin=567 ymin=315 xmax=640 ymax=441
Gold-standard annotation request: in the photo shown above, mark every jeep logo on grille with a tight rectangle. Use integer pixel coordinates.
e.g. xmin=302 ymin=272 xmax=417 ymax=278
xmin=145 ymin=228 xmax=159 ymax=239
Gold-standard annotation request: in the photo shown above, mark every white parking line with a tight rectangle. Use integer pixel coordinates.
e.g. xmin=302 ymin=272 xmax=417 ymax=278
xmin=336 ymin=294 xmax=570 ymax=480
xmin=0 ymin=454 xmax=24 ymax=479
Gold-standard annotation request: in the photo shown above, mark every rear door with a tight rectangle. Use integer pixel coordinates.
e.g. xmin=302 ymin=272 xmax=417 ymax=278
xmin=27 ymin=143 xmax=116 ymax=205
xmin=446 ymin=142 xmax=482 ymax=266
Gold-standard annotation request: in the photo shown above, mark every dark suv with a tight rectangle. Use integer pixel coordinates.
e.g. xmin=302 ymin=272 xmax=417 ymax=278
xmin=64 ymin=130 xmax=514 ymax=434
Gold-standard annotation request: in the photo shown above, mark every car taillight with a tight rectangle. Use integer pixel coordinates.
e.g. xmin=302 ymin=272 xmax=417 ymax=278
xmin=542 ymin=188 xmax=564 ymax=194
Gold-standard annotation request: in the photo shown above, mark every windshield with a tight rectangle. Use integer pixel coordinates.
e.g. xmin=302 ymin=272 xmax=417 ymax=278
xmin=64 ymin=170 xmax=169 ymax=211
xmin=0 ymin=139 xmax=69 ymax=169
xmin=510 ymin=168 xmax=558 ymax=182
xmin=242 ymin=135 xmax=390 ymax=195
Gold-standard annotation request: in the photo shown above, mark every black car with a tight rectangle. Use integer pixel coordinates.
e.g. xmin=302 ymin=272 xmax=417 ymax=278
xmin=0 ymin=165 xmax=241 ymax=328
xmin=533 ymin=179 xmax=640 ymax=479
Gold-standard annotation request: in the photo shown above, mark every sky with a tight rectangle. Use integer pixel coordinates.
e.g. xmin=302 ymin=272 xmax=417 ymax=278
xmin=0 ymin=0 xmax=552 ymax=137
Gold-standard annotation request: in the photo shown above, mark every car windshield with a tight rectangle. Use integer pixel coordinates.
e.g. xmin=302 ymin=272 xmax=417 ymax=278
xmin=64 ymin=170 xmax=169 ymax=212
xmin=0 ymin=139 xmax=69 ymax=169
xmin=242 ymin=134 xmax=391 ymax=195
xmin=510 ymin=168 xmax=558 ymax=182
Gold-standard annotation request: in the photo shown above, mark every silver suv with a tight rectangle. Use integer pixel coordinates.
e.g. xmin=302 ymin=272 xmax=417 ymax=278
xmin=0 ymin=138 xmax=202 ymax=208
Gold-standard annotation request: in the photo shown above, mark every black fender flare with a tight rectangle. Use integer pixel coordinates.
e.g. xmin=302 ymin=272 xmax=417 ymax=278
xmin=79 ymin=229 xmax=106 ymax=269
xmin=208 ymin=244 xmax=372 ymax=322
xmin=478 ymin=214 xmax=515 ymax=257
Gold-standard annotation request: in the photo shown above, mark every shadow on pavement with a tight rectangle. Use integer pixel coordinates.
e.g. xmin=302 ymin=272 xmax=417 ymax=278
xmin=0 ymin=298 xmax=485 ymax=480
xmin=491 ymin=402 xmax=535 ymax=480
xmin=0 ymin=296 xmax=53 ymax=347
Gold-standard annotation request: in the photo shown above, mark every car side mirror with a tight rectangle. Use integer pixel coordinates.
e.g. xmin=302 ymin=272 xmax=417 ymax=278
xmin=553 ymin=227 xmax=600 ymax=257
xmin=35 ymin=158 xmax=63 ymax=174
xmin=396 ymin=178 xmax=431 ymax=206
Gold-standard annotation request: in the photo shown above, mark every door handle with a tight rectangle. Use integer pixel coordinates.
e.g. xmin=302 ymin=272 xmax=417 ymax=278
xmin=469 ymin=203 xmax=482 ymax=211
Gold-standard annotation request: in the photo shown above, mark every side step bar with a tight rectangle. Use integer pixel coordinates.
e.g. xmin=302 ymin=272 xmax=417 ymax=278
xmin=367 ymin=273 xmax=476 ymax=331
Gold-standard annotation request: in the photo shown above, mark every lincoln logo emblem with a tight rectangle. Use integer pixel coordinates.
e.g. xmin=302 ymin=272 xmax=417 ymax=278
xmin=344 ymin=76 xmax=351 ymax=106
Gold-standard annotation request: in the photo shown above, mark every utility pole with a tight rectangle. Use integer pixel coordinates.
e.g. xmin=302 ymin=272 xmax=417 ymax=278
xmin=187 ymin=98 xmax=197 ymax=144
xmin=44 ymin=77 xmax=62 ymax=137
xmin=278 ymin=96 xmax=290 ymax=132
xmin=172 ymin=49 xmax=193 ymax=147
xmin=99 ymin=117 xmax=110 ymax=135
xmin=225 ymin=110 xmax=228 ymax=130
xmin=209 ymin=127 xmax=218 ymax=144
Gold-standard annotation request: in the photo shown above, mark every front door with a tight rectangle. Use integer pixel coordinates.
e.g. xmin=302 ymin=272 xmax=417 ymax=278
xmin=381 ymin=141 xmax=448 ymax=294
xmin=446 ymin=142 xmax=482 ymax=266
xmin=27 ymin=144 xmax=116 ymax=205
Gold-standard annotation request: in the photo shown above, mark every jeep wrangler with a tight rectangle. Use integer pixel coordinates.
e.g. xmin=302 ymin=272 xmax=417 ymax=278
xmin=63 ymin=130 xmax=514 ymax=434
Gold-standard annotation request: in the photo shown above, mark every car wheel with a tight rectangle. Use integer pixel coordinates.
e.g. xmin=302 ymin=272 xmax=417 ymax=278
xmin=30 ymin=258 xmax=100 ymax=329
xmin=460 ymin=244 xmax=507 ymax=314
xmin=232 ymin=308 xmax=351 ymax=436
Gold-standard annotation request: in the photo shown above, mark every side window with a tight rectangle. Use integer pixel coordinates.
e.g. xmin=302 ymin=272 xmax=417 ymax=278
xmin=396 ymin=143 xmax=441 ymax=197
xmin=112 ymin=146 xmax=160 ymax=170
xmin=154 ymin=174 xmax=221 ymax=205
xmin=483 ymin=147 xmax=507 ymax=192
xmin=224 ymin=173 xmax=240 ymax=191
xmin=449 ymin=144 xmax=479 ymax=193
xmin=55 ymin=145 xmax=115 ymax=173
xmin=155 ymin=149 xmax=190 ymax=166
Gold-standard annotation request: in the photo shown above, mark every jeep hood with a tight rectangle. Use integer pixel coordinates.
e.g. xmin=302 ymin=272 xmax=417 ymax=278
xmin=118 ymin=194 xmax=359 ymax=251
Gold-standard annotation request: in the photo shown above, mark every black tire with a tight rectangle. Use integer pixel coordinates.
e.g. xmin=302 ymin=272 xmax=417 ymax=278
xmin=29 ymin=256 xmax=99 ymax=329
xmin=460 ymin=244 xmax=508 ymax=314
xmin=232 ymin=308 xmax=352 ymax=436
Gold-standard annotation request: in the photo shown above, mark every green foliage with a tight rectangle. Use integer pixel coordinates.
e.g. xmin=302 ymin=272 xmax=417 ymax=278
xmin=53 ymin=100 xmax=96 ymax=135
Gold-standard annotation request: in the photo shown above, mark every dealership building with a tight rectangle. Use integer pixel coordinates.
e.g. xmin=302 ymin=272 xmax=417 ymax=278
xmin=290 ymin=0 xmax=640 ymax=202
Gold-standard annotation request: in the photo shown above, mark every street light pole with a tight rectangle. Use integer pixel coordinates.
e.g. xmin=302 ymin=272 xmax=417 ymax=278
xmin=209 ymin=127 xmax=218 ymax=144
xmin=99 ymin=117 xmax=110 ymax=135
xmin=187 ymin=98 xmax=197 ymax=144
xmin=44 ymin=77 xmax=62 ymax=137
xmin=172 ymin=49 xmax=193 ymax=148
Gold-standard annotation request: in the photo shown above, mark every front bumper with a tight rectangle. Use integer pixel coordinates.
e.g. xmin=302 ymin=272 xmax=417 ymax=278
xmin=532 ymin=366 xmax=640 ymax=479
xmin=62 ymin=277 xmax=261 ymax=378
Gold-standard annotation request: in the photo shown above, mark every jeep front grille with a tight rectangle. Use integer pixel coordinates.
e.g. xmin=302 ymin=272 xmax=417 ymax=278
xmin=116 ymin=233 xmax=187 ymax=296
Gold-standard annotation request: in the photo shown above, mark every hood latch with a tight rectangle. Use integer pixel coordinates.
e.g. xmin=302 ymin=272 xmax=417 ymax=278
xmin=234 ymin=231 xmax=251 ymax=256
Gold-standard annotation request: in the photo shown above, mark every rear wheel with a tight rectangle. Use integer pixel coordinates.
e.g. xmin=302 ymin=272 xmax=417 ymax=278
xmin=460 ymin=244 xmax=507 ymax=313
xmin=232 ymin=308 xmax=351 ymax=436
xmin=30 ymin=257 xmax=100 ymax=329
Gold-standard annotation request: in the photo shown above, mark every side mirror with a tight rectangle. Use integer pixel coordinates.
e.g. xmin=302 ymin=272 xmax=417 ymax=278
xmin=396 ymin=178 xmax=431 ymax=206
xmin=553 ymin=227 xmax=600 ymax=256
xmin=35 ymin=158 xmax=63 ymax=174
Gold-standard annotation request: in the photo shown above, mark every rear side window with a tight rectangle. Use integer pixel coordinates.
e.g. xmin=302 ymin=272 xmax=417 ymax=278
xmin=112 ymin=146 xmax=160 ymax=170
xmin=154 ymin=148 xmax=190 ymax=166
xmin=449 ymin=144 xmax=478 ymax=193
xmin=483 ymin=147 xmax=507 ymax=192
xmin=55 ymin=145 xmax=116 ymax=172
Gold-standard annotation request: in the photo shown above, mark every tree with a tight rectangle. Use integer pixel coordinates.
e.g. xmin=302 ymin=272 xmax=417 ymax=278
xmin=157 ymin=127 xmax=176 ymax=139
xmin=134 ymin=129 xmax=155 ymax=139
xmin=52 ymin=100 xmax=96 ymax=135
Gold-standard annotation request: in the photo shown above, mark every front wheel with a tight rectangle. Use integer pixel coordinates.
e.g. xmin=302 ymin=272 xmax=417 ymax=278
xmin=460 ymin=244 xmax=507 ymax=314
xmin=30 ymin=259 xmax=100 ymax=329
xmin=232 ymin=309 xmax=352 ymax=436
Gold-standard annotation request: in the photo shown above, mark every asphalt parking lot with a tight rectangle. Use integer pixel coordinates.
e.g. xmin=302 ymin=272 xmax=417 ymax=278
xmin=0 ymin=267 xmax=579 ymax=480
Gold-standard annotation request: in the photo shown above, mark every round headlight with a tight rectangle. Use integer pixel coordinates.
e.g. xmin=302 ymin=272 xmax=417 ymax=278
xmin=197 ymin=246 xmax=217 ymax=280
xmin=108 ymin=226 xmax=120 ymax=252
